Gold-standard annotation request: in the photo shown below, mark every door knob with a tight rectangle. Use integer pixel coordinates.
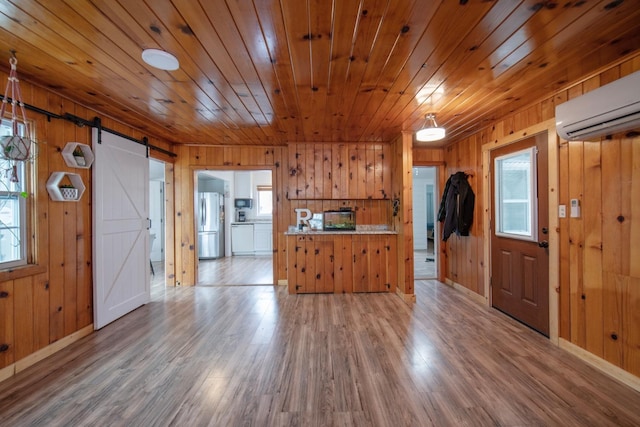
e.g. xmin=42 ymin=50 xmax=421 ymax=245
xmin=538 ymin=240 xmax=549 ymax=248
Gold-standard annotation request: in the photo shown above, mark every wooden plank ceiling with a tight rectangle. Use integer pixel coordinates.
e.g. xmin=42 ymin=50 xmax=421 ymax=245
xmin=0 ymin=0 xmax=638 ymax=146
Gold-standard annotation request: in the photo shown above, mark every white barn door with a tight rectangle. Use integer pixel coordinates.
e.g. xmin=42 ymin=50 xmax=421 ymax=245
xmin=93 ymin=128 xmax=150 ymax=329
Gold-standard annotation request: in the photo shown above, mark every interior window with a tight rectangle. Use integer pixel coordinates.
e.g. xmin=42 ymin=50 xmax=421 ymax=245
xmin=256 ymin=185 xmax=272 ymax=216
xmin=0 ymin=118 xmax=30 ymax=269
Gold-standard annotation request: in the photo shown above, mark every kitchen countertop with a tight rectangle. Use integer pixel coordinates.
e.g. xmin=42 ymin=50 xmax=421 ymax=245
xmin=285 ymin=225 xmax=396 ymax=235
xmin=285 ymin=230 xmax=397 ymax=235
xmin=231 ymin=221 xmax=272 ymax=225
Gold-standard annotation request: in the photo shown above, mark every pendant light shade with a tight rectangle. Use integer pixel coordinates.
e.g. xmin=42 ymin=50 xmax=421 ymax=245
xmin=416 ymin=113 xmax=446 ymax=142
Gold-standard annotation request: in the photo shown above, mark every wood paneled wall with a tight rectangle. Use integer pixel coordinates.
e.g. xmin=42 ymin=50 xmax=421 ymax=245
xmin=286 ymin=143 xmax=392 ymax=200
xmin=173 ymin=142 xmax=403 ymax=287
xmin=439 ymin=131 xmax=485 ymax=296
xmin=389 ymin=133 xmax=415 ymax=299
xmin=173 ymin=145 xmax=282 ymax=286
xmin=413 ymin=147 xmax=445 ymax=164
xmin=438 ymin=54 xmax=640 ymax=378
xmin=0 ymin=69 xmax=174 ymax=376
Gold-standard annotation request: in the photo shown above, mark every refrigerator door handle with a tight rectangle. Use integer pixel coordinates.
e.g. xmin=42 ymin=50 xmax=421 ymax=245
xmin=201 ymin=197 xmax=206 ymax=227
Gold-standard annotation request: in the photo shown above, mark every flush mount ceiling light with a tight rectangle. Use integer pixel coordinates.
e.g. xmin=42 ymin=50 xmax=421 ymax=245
xmin=141 ymin=48 xmax=179 ymax=71
xmin=415 ymin=113 xmax=446 ymax=142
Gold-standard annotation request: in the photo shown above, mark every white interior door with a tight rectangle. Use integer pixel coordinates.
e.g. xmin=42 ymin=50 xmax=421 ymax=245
xmin=93 ymin=128 xmax=150 ymax=329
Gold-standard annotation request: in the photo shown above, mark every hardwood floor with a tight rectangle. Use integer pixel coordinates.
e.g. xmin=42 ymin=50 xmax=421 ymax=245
xmin=151 ymin=254 xmax=274 ymax=291
xmin=414 ymin=249 xmax=436 ymax=279
xmin=197 ymin=255 xmax=274 ymax=286
xmin=1 ymin=281 xmax=639 ymax=426
xmin=158 ymin=252 xmax=429 ymax=286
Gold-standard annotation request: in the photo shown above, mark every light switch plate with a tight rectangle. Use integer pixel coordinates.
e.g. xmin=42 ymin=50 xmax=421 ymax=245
xmin=558 ymin=205 xmax=566 ymax=218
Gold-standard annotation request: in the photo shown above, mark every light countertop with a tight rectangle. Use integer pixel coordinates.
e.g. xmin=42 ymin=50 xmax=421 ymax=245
xmin=285 ymin=230 xmax=397 ymax=235
xmin=231 ymin=221 xmax=272 ymax=225
xmin=285 ymin=225 xmax=396 ymax=235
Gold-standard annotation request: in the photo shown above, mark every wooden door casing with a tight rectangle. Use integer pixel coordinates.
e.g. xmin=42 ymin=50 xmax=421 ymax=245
xmin=490 ymin=133 xmax=549 ymax=336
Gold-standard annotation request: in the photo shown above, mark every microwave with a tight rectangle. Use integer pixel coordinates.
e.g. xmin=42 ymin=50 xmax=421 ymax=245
xmin=234 ymin=198 xmax=253 ymax=208
xmin=323 ymin=210 xmax=356 ymax=231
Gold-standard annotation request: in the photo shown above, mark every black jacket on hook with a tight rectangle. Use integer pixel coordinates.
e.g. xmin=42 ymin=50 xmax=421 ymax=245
xmin=438 ymin=171 xmax=475 ymax=241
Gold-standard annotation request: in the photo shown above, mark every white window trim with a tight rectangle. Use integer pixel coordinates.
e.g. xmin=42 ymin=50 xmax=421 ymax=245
xmin=256 ymin=185 xmax=272 ymax=218
xmin=494 ymin=146 xmax=538 ymax=242
xmin=0 ymin=118 xmax=32 ymax=269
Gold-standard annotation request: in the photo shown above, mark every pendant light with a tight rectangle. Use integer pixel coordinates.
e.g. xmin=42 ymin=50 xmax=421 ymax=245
xmin=415 ymin=113 xmax=446 ymax=142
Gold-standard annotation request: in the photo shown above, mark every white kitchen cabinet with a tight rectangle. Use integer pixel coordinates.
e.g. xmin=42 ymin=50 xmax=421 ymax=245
xmin=234 ymin=171 xmax=253 ymax=198
xmin=231 ymin=223 xmax=254 ymax=255
xmin=253 ymin=222 xmax=272 ymax=254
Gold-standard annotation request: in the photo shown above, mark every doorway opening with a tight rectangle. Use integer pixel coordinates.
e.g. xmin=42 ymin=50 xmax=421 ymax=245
xmin=413 ymin=166 xmax=438 ymax=279
xmin=149 ymin=158 xmax=166 ymax=295
xmin=195 ymin=169 xmax=273 ymax=286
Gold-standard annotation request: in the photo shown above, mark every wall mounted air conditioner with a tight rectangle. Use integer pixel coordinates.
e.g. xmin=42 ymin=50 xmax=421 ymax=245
xmin=555 ymin=70 xmax=640 ymax=141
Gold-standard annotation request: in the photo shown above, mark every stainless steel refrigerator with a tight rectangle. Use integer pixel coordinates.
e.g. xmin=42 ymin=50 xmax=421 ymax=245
xmin=198 ymin=192 xmax=224 ymax=259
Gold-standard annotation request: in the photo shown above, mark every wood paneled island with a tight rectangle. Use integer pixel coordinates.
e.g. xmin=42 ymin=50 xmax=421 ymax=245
xmin=285 ymin=229 xmax=398 ymax=294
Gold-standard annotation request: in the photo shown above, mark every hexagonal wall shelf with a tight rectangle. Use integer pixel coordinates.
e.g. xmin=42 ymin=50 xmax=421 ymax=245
xmin=46 ymin=172 xmax=86 ymax=202
xmin=62 ymin=142 xmax=94 ymax=169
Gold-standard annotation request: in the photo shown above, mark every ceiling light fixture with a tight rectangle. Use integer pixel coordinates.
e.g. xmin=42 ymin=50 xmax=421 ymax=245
xmin=141 ymin=48 xmax=179 ymax=71
xmin=416 ymin=113 xmax=446 ymax=142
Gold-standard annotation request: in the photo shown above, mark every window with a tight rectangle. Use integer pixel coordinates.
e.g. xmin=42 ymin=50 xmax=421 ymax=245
xmin=0 ymin=118 xmax=30 ymax=269
xmin=256 ymin=185 xmax=272 ymax=216
xmin=494 ymin=147 xmax=538 ymax=241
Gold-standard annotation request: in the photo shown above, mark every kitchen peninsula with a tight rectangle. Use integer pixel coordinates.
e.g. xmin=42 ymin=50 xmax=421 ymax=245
xmin=285 ymin=227 xmax=398 ymax=294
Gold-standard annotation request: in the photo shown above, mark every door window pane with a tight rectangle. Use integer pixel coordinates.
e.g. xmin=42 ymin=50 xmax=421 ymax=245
xmin=494 ymin=147 xmax=537 ymax=241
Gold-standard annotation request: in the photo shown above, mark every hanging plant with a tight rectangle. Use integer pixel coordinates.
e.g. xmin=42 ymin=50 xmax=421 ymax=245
xmin=1 ymin=134 xmax=31 ymax=160
xmin=72 ymin=145 xmax=86 ymax=166
xmin=0 ymin=53 xmax=36 ymax=161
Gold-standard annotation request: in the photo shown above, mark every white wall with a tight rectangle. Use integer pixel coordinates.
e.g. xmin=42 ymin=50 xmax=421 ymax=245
xmin=149 ymin=159 xmax=165 ymax=262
